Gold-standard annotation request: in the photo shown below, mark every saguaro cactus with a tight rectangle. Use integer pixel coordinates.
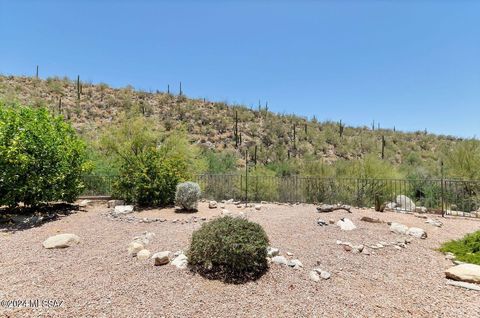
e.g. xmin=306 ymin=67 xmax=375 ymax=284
xmin=339 ymin=120 xmax=344 ymax=138
xmin=381 ymin=135 xmax=386 ymax=159
xmin=76 ymin=75 xmax=81 ymax=100
xmin=234 ymin=110 xmax=239 ymax=148
xmin=36 ymin=65 xmax=39 ymax=79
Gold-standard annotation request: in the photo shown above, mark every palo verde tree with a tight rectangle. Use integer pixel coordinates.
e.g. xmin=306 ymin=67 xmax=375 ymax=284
xmin=0 ymin=101 xmax=88 ymax=208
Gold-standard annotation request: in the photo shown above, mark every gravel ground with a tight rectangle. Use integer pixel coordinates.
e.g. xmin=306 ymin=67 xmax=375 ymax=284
xmin=1 ymin=202 xmax=479 ymax=318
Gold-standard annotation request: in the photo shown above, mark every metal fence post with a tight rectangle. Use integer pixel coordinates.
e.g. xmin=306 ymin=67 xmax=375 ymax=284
xmin=441 ymin=160 xmax=445 ymax=217
xmin=245 ymin=150 xmax=248 ymax=206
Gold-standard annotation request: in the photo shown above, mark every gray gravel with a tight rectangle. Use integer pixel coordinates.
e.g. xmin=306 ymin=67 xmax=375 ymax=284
xmin=1 ymin=202 xmax=479 ymax=317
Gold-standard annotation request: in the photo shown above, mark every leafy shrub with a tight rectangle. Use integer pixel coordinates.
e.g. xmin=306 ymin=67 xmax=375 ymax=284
xmin=439 ymin=230 xmax=480 ymax=265
xmin=188 ymin=216 xmax=269 ymax=283
xmin=175 ymin=181 xmax=201 ymax=210
xmin=0 ymin=102 xmax=88 ymax=207
xmin=100 ymin=116 xmax=197 ymax=206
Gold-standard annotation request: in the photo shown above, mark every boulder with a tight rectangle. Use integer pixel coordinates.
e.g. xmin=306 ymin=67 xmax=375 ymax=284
xmin=137 ymin=249 xmax=151 ymax=260
xmin=389 ymin=222 xmax=409 ymax=235
xmin=406 ymin=227 xmax=427 ymax=239
xmin=208 ymin=201 xmax=218 ymax=209
xmin=152 ymin=251 xmax=171 ymax=266
xmin=254 ymin=204 xmax=262 ymax=211
xmin=114 ymin=205 xmax=134 ymax=215
xmin=385 ymin=202 xmax=397 ymax=210
xmin=43 ymin=234 xmax=80 ymax=249
xmin=445 ymin=264 xmax=480 ymax=284
xmin=395 ymin=195 xmax=416 ymax=211
xmin=127 ymin=242 xmax=144 ymax=256
xmin=171 ymin=253 xmax=188 ymax=269
xmin=267 ymin=246 xmax=280 ymax=258
xmin=107 ymin=199 xmax=124 ymax=208
xmin=336 ymin=218 xmax=356 ymax=231
xmin=271 ymin=255 xmax=288 ymax=266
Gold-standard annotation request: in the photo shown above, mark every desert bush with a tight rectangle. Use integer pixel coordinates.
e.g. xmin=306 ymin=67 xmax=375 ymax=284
xmin=0 ymin=102 xmax=88 ymax=207
xmin=439 ymin=230 xmax=480 ymax=265
xmin=175 ymin=181 xmax=201 ymax=210
xmin=100 ymin=115 xmax=197 ymax=206
xmin=187 ymin=216 xmax=269 ymax=283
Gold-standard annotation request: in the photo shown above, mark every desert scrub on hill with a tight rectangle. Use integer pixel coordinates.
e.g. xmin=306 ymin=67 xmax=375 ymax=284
xmin=0 ymin=101 xmax=88 ymax=207
xmin=439 ymin=231 xmax=480 ymax=265
xmin=188 ymin=216 xmax=269 ymax=283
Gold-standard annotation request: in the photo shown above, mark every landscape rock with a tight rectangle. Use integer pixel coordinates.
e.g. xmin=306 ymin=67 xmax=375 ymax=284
xmin=267 ymin=246 xmax=280 ymax=258
xmin=317 ymin=219 xmax=328 ymax=226
xmin=152 ymin=251 xmax=171 ymax=266
xmin=114 ymin=205 xmax=134 ymax=216
xmin=287 ymin=259 xmax=303 ymax=269
xmin=137 ymin=249 xmax=151 ymax=260
xmin=416 ymin=206 xmax=428 ymax=213
xmin=336 ymin=218 xmax=356 ymax=231
xmin=107 ymin=199 xmax=124 ymax=208
xmin=445 ymin=263 xmax=480 ymax=284
xmin=43 ymin=234 xmax=80 ymax=249
xmin=360 ymin=216 xmax=383 ymax=223
xmin=406 ymin=227 xmax=427 ymax=239
xmin=317 ymin=204 xmax=351 ymax=213
xmin=389 ymin=222 xmax=409 ymax=235
xmin=426 ymin=218 xmax=443 ymax=227
xmin=271 ymin=255 xmax=288 ymax=266
xmin=309 ymin=270 xmax=320 ymax=282
xmin=144 ymin=232 xmax=155 ymax=240
xmin=221 ymin=209 xmax=231 ymax=215
xmin=171 ymin=253 xmax=188 ymax=269
xmin=313 ymin=268 xmax=331 ymax=280
xmin=446 ymin=280 xmax=480 ymax=291
xmin=127 ymin=242 xmax=144 ymax=256
xmin=254 ymin=204 xmax=262 ymax=210
xmin=78 ymin=199 xmax=91 ymax=207
xmin=385 ymin=202 xmax=397 ymax=210
xmin=208 ymin=201 xmax=218 ymax=209
xmin=395 ymin=195 xmax=416 ymax=211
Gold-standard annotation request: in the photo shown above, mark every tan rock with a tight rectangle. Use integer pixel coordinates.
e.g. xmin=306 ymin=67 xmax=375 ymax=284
xmin=445 ymin=264 xmax=480 ymax=284
xmin=43 ymin=234 xmax=80 ymax=249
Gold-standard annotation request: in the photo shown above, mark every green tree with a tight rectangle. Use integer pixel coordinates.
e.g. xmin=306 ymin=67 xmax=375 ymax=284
xmin=0 ymin=101 xmax=88 ymax=207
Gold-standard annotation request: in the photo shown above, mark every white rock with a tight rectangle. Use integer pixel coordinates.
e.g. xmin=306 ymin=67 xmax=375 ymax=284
xmin=286 ymin=252 xmax=293 ymax=256
xmin=309 ymin=270 xmax=320 ymax=282
xmin=107 ymin=199 xmax=124 ymax=208
xmin=406 ymin=227 xmax=427 ymax=239
xmin=152 ymin=251 xmax=171 ymax=266
xmin=426 ymin=218 xmax=443 ymax=227
xmin=267 ymin=247 xmax=280 ymax=258
xmin=287 ymin=259 xmax=303 ymax=269
xmin=171 ymin=253 xmax=188 ymax=269
xmin=114 ymin=205 xmax=134 ymax=215
xmin=137 ymin=249 xmax=151 ymax=260
xmin=128 ymin=242 xmax=144 ymax=256
xmin=254 ymin=204 xmax=262 ymax=210
xmin=336 ymin=218 xmax=356 ymax=231
xmin=78 ymin=199 xmax=91 ymax=207
xmin=208 ymin=201 xmax=218 ymax=209
xmin=445 ymin=252 xmax=456 ymax=260
xmin=389 ymin=222 xmax=409 ymax=235
xmin=43 ymin=234 xmax=80 ymax=249
xmin=385 ymin=202 xmax=397 ymax=210
xmin=446 ymin=280 xmax=480 ymax=291
xmin=352 ymin=245 xmax=364 ymax=253
xmin=271 ymin=256 xmax=288 ymax=266
xmin=144 ymin=232 xmax=155 ymax=240
xmin=395 ymin=195 xmax=416 ymax=211
xmin=313 ymin=268 xmax=331 ymax=280
xmin=221 ymin=209 xmax=230 ymax=215
xmin=445 ymin=263 xmax=480 ymax=284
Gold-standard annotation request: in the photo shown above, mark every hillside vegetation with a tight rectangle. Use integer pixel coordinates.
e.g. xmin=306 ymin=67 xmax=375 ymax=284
xmin=0 ymin=74 xmax=473 ymax=179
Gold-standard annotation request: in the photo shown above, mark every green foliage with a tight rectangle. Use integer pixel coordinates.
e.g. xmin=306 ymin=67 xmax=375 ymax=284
xmin=203 ymin=150 xmax=237 ymax=174
xmin=175 ymin=181 xmax=201 ymax=210
xmin=100 ymin=115 xmax=195 ymax=206
xmin=0 ymin=101 xmax=88 ymax=207
xmin=246 ymin=166 xmax=278 ymax=202
xmin=446 ymin=140 xmax=480 ymax=180
xmin=439 ymin=231 xmax=480 ymax=265
xmin=187 ymin=216 xmax=269 ymax=283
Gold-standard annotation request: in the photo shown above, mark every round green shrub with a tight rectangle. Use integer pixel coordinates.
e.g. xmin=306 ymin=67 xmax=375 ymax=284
xmin=0 ymin=102 xmax=88 ymax=207
xmin=175 ymin=181 xmax=201 ymax=210
xmin=187 ymin=216 xmax=269 ymax=283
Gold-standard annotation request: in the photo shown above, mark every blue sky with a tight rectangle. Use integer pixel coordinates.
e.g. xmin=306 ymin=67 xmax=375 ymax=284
xmin=1 ymin=1 xmax=479 ymax=137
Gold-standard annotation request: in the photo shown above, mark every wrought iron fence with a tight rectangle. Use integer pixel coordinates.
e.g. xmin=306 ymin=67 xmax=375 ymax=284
xmin=81 ymin=174 xmax=480 ymax=217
